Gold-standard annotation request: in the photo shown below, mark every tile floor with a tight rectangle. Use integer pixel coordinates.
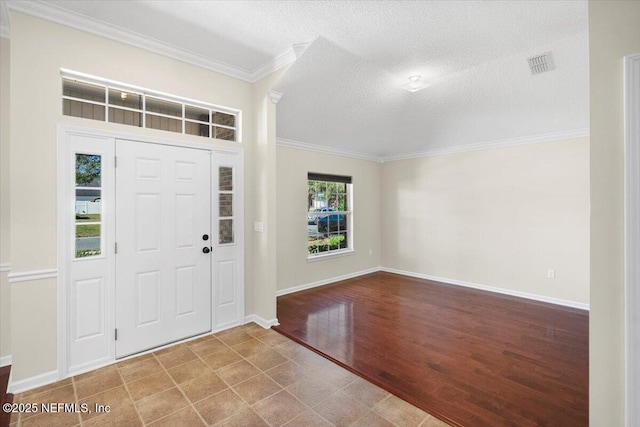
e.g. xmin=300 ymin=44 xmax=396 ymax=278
xmin=9 ymin=324 xmax=450 ymax=426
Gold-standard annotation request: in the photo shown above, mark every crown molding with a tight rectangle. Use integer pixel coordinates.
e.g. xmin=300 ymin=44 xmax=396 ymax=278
xmin=383 ymin=128 xmax=590 ymax=162
xmin=5 ymin=0 xmax=296 ymax=83
xmin=250 ymin=46 xmax=299 ymax=82
xmin=276 ymin=138 xmax=383 ymax=163
xmin=276 ymin=129 xmax=589 ymax=164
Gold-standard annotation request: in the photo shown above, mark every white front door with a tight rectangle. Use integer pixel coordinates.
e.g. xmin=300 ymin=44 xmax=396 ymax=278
xmin=114 ymin=139 xmax=212 ymax=358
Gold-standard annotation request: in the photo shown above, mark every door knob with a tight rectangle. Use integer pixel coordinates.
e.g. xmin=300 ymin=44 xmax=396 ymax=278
xmin=202 ymin=234 xmax=209 ymax=241
xmin=202 ymin=247 xmax=211 ymax=254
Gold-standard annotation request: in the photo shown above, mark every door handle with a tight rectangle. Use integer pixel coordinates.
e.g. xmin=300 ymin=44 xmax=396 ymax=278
xmin=202 ymin=234 xmax=209 ymax=241
xmin=202 ymin=247 xmax=211 ymax=254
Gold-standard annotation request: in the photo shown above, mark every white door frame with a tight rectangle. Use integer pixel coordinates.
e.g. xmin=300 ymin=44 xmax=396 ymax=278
xmin=56 ymin=124 xmax=244 ymax=379
xmin=624 ymin=52 xmax=640 ymax=427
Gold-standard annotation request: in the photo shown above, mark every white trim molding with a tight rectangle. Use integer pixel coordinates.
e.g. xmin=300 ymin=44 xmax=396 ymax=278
xmin=8 ymin=369 xmax=59 ymax=394
xmin=381 ymin=267 xmax=589 ymax=311
xmin=8 ymin=268 xmax=58 ymax=283
xmin=276 ymin=138 xmax=383 ymax=163
xmin=276 ymin=267 xmax=381 ymax=297
xmin=251 ymin=47 xmax=299 ymax=82
xmin=276 ymin=129 xmax=590 ymax=164
xmin=624 ymin=52 xmax=640 ymax=427
xmin=383 ymin=128 xmax=590 ymax=162
xmin=274 ymin=266 xmax=589 ymax=310
xmin=268 ymin=90 xmax=284 ymax=105
xmin=0 ymin=355 xmax=11 ymax=367
xmin=244 ymin=315 xmax=279 ymax=329
xmin=4 ymin=0 xmax=297 ymax=83
xmin=0 ymin=263 xmax=10 ymax=273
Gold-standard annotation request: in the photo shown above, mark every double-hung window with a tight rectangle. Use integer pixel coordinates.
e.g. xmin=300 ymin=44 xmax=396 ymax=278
xmin=307 ymin=173 xmax=352 ymax=258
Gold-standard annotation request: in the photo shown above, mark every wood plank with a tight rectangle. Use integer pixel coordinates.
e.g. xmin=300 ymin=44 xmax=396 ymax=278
xmin=0 ymin=365 xmax=13 ymax=427
xmin=273 ymin=272 xmax=588 ymax=427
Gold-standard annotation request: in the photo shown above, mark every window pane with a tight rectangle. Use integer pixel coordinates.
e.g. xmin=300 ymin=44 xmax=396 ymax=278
xmin=76 ymin=154 xmax=101 ymax=187
xmin=63 ymin=79 xmax=105 ymax=103
xmin=212 ymin=111 xmax=235 ymax=127
xmin=108 ymin=89 xmax=142 ymax=109
xmin=185 ymin=121 xmax=210 ymax=137
xmin=219 ymin=193 xmax=233 ymax=217
xmin=213 ymin=127 xmax=235 ymax=141
xmin=109 ymin=107 xmax=142 ymax=127
xmin=185 ymin=105 xmax=210 ymax=122
xmin=329 ymin=233 xmax=348 ymax=249
xmin=76 ymin=224 xmax=101 ymax=258
xmin=219 ymin=219 xmax=233 ymax=244
xmin=219 ymin=167 xmax=233 ymax=191
xmin=307 ymin=178 xmax=351 ymax=256
xmin=146 ymin=96 xmax=182 ymax=117
xmin=75 ymin=189 xmax=101 ymax=217
xmin=63 ymin=99 xmax=105 ymax=121
xmin=145 ymin=114 xmax=182 ymax=133
xmin=337 ymin=194 xmax=347 ymax=211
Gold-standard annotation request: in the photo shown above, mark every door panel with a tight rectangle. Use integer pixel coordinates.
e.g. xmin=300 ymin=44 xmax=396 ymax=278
xmin=213 ymin=154 xmax=244 ymax=329
xmin=115 ymin=140 xmax=211 ymax=358
xmin=67 ymin=134 xmax=114 ymax=373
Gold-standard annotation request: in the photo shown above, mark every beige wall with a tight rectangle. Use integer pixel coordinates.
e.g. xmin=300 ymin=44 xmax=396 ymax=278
xmin=0 ymin=36 xmax=11 ymax=361
xmin=7 ymin=12 xmax=266 ymax=381
xmin=276 ymin=146 xmax=381 ymax=291
xmin=382 ymin=138 xmax=590 ymax=305
xmin=589 ymin=1 xmax=640 ymax=425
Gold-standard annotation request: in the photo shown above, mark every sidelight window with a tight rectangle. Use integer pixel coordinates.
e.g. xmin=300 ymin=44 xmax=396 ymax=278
xmin=75 ymin=154 xmax=102 ymax=258
xmin=219 ymin=166 xmax=234 ymax=244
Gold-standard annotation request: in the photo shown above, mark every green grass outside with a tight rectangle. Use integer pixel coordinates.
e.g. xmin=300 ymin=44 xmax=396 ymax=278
xmin=76 ymin=223 xmax=101 ymax=238
xmin=76 ymin=213 xmax=101 ymax=222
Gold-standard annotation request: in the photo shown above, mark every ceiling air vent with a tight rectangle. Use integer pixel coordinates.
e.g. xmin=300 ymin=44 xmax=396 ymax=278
xmin=527 ymin=51 xmax=555 ymax=75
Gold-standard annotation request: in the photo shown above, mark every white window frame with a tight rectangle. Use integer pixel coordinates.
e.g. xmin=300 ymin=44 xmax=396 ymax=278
xmin=61 ymin=69 xmax=241 ymax=143
xmin=307 ymin=174 xmax=354 ymax=261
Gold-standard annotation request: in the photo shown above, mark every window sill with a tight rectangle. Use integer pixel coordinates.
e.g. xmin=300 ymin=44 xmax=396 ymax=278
xmin=307 ymin=249 xmax=355 ymax=263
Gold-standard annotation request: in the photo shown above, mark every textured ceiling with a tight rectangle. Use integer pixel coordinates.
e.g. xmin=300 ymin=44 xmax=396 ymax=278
xmin=3 ymin=0 xmax=590 ymax=157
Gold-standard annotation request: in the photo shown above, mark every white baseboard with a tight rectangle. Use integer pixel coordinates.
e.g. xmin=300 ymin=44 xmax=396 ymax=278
xmin=0 ymin=355 xmax=11 ymax=367
xmin=275 ymin=265 xmax=588 ymax=310
xmin=276 ymin=267 xmax=381 ymax=297
xmin=8 ymin=369 xmax=59 ymax=394
xmin=245 ymin=315 xmax=279 ymax=329
xmin=381 ymin=267 xmax=590 ymax=311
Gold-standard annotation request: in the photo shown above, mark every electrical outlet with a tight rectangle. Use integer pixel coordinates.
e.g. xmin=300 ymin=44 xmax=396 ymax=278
xmin=547 ymin=269 xmax=555 ymax=279
xmin=369 ymin=249 xmax=372 ymax=255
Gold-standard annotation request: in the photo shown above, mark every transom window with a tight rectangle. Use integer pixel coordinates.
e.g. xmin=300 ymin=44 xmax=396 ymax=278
xmin=307 ymin=173 xmax=352 ymax=257
xmin=62 ymin=71 xmax=240 ymax=142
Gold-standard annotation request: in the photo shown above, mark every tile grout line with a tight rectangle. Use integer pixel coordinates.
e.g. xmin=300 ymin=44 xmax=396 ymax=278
xmin=149 ymin=348 xmax=209 ymax=426
xmin=13 ymin=324 xmax=438 ymax=427
xmin=115 ymin=362 xmax=146 ymax=426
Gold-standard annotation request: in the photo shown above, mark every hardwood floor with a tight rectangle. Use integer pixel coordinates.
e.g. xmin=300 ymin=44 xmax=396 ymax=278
xmin=0 ymin=365 xmax=13 ymax=427
xmin=273 ymin=272 xmax=589 ymax=427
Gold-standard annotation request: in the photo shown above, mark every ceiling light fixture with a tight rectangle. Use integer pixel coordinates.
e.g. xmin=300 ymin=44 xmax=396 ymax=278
xmin=120 ymin=91 xmax=128 ymax=100
xmin=401 ymin=75 xmax=430 ymax=93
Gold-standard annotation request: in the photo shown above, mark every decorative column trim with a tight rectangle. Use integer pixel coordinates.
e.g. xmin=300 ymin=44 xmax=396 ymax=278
xmin=268 ymin=90 xmax=283 ymax=104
